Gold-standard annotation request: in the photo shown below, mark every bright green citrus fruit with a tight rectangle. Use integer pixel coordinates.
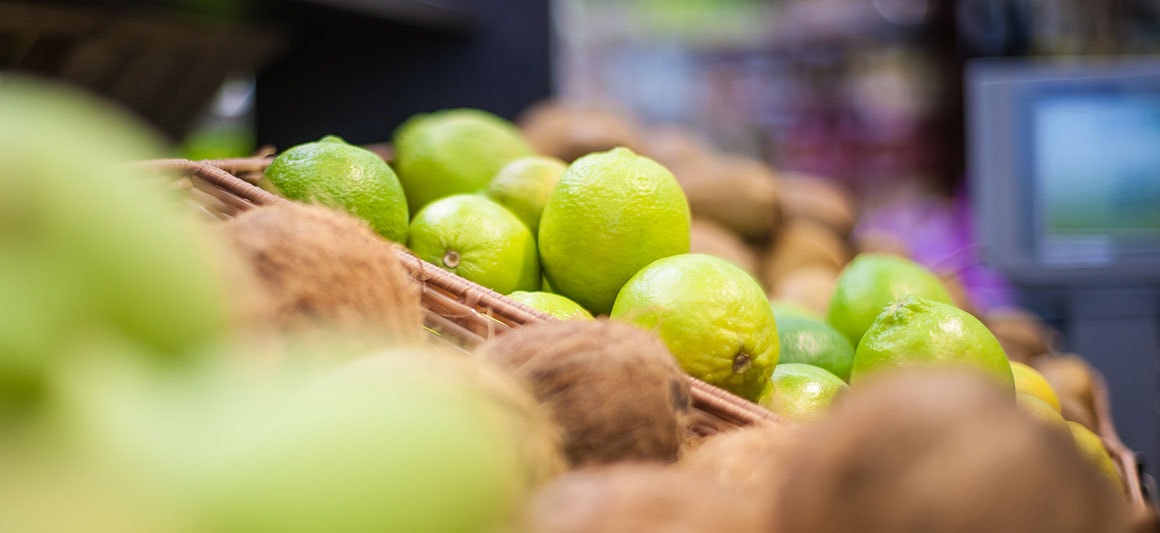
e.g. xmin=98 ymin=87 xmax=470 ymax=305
xmin=1011 ymin=361 xmax=1062 ymax=412
xmin=827 ymin=253 xmax=954 ymax=346
xmin=771 ymin=299 xmax=822 ymax=323
xmin=486 ymin=156 xmax=567 ymax=235
xmin=852 ymin=296 xmax=1014 ymax=391
xmin=776 ymin=317 xmax=856 ymax=382
xmin=540 ymin=148 xmax=690 ymax=315
xmin=1068 ymin=421 xmax=1125 ymax=495
xmin=262 ymin=136 xmax=409 ymax=243
xmin=393 ymin=109 xmax=533 ymax=215
xmin=408 ymin=195 xmax=539 ymax=294
xmin=610 ymin=254 xmax=777 ymax=401
xmin=1016 ymin=392 xmax=1068 ymax=429
xmin=506 ymin=291 xmax=593 ymax=320
xmin=758 ymin=363 xmax=847 ymax=422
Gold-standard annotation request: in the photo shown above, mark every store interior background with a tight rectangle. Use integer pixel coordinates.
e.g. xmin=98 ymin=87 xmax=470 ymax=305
xmin=4 ymin=0 xmax=1160 ymax=473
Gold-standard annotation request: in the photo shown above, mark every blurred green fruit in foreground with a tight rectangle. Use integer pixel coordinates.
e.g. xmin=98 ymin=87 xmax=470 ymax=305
xmin=852 ymin=296 xmax=1014 ymax=391
xmin=262 ymin=136 xmax=409 ymax=243
xmin=393 ymin=108 xmax=533 ymax=215
xmin=0 ymin=77 xmax=234 ymax=413
xmin=827 ymin=253 xmax=953 ymax=346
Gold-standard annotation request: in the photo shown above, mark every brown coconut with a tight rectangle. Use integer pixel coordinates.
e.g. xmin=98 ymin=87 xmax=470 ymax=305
xmin=221 ymin=202 xmax=423 ymax=343
xmin=475 ymin=320 xmax=691 ymax=467
xmin=759 ymin=218 xmax=848 ymax=289
xmin=641 ymin=125 xmax=717 ymax=177
xmin=679 ymin=155 xmax=781 ymax=243
xmin=778 ymin=172 xmax=857 ymax=236
xmin=518 ymin=100 xmax=644 ymax=162
xmin=689 ymin=217 xmax=760 ymax=277
xmin=678 ymin=422 xmax=802 ymax=503
xmin=772 ymin=369 xmax=1129 ymax=533
xmin=518 ymin=462 xmax=771 ymax=533
xmin=769 ymin=266 xmax=840 ymax=317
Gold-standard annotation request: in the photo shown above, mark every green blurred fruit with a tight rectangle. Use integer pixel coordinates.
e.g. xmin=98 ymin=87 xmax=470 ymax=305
xmin=611 ymin=254 xmax=777 ymax=401
xmin=506 ymin=291 xmax=593 ymax=320
xmin=540 ymin=148 xmax=690 ymax=315
xmin=408 ymin=195 xmax=539 ymax=294
xmin=393 ymin=109 xmax=533 ymax=215
xmin=486 ymin=156 xmax=567 ymax=235
xmin=262 ymin=136 xmax=409 ymax=243
xmin=759 ymin=363 xmax=847 ymax=422
xmin=852 ymin=296 xmax=1014 ymax=391
xmin=827 ymin=254 xmax=953 ymax=346
xmin=776 ymin=316 xmax=855 ymax=382
xmin=0 ymin=77 xmax=234 ymax=413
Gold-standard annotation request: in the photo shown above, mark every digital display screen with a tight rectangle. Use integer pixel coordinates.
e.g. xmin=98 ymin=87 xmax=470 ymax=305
xmin=1032 ymin=92 xmax=1160 ymax=265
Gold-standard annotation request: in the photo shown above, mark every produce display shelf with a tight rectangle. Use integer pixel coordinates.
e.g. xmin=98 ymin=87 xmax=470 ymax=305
xmin=138 ymin=155 xmax=1153 ymax=516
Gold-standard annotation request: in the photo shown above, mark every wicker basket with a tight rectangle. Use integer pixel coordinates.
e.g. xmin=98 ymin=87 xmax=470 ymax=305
xmin=138 ymin=157 xmax=779 ymax=436
xmin=138 ymin=156 xmax=1154 ymax=517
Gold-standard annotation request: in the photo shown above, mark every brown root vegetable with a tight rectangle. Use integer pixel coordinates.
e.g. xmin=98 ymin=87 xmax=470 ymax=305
xmin=778 ymin=172 xmax=857 ymax=236
xmin=222 ymin=203 xmax=423 ymax=343
xmin=772 ymin=369 xmax=1129 ymax=533
xmin=518 ymin=462 xmax=771 ymax=533
xmin=1033 ymin=354 xmax=1099 ymax=422
xmin=760 ymin=219 xmax=847 ymax=289
xmin=475 ymin=320 xmax=691 ymax=467
xmin=679 ymin=156 xmax=781 ymax=243
xmin=768 ymin=266 xmax=839 ymax=317
xmin=987 ymin=307 xmax=1055 ymax=363
xmin=689 ymin=218 xmax=760 ymax=277
xmin=641 ymin=125 xmax=717 ymax=175
xmin=852 ymin=229 xmax=912 ymax=258
xmin=518 ymin=100 xmax=644 ymax=162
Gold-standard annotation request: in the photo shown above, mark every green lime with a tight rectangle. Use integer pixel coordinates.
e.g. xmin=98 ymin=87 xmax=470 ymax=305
xmin=827 ymin=253 xmax=953 ymax=346
xmin=486 ymin=156 xmax=567 ymax=235
xmin=776 ymin=316 xmax=855 ymax=382
xmin=851 ymin=296 xmax=1014 ymax=391
xmin=262 ymin=136 xmax=409 ymax=243
xmin=758 ymin=363 xmax=847 ymax=422
xmin=611 ymin=254 xmax=777 ymax=401
xmin=540 ymin=148 xmax=690 ymax=315
xmin=393 ymin=109 xmax=533 ymax=216
xmin=408 ymin=195 xmax=539 ymax=294
xmin=506 ymin=291 xmax=593 ymax=320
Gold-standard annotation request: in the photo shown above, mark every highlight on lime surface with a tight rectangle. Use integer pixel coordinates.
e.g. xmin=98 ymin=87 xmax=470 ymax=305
xmin=407 ymin=195 xmax=539 ymax=295
xmin=539 ymin=147 xmax=690 ymax=315
xmin=610 ymin=253 xmax=778 ymax=402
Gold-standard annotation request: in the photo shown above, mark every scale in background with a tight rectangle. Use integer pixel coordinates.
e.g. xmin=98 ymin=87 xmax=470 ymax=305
xmin=967 ymin=57 xmax=1160 ymax=478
